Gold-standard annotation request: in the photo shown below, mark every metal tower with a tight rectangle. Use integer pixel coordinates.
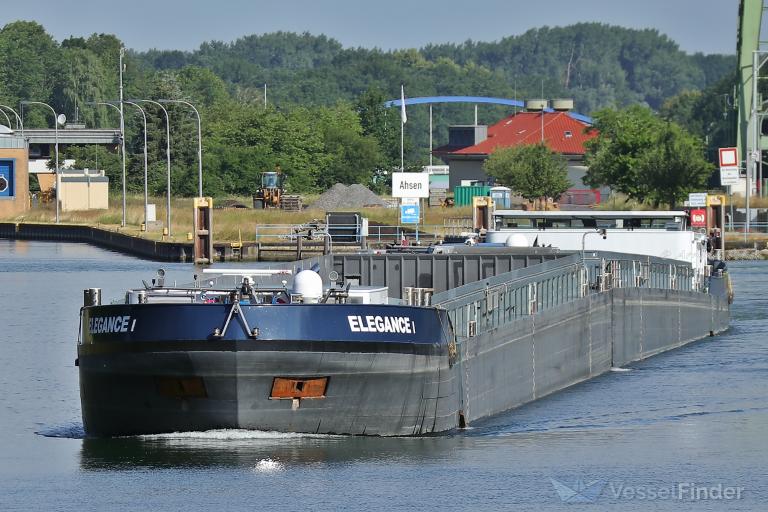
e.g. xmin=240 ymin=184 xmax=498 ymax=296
xmin=736 ymin=0 xmax=767 ymax=197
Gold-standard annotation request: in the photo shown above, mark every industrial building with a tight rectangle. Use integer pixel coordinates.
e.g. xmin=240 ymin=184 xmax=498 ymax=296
xmin=0 ymin=120 xmax=117 ymax=218
xmin=59 ymin=169 xmax=109 ymax=211
xmin=0 ymin=126 xmax=29 ymax=218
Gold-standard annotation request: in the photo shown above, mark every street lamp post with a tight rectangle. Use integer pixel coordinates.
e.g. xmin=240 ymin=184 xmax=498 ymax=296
xmin=159 ymin=99 xmax=203 ymax=197
xmin=0 ymin=104 xmax=23 ymax=132
xmin=21 ymin=101 xmax=61 ymax=223
xmin=131 ymin=99 xmax=172 ymax=237
xmin=122 ymin=101 xmax=149 ymax=226
xmin=85 ymin=101 xmax=127 ymax=227
xmin=0 ymin=109 xmax=11 ymax=128
xmin=119 ymin=47 xmax=126 ymax=226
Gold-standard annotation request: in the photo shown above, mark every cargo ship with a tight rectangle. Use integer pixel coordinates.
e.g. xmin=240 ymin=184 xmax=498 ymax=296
xmin=77 ymin=211 xmax=731 ymax=436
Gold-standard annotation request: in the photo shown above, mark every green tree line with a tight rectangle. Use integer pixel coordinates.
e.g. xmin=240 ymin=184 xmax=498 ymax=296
xmin=0 ymin=20 xmax=737 ymax=198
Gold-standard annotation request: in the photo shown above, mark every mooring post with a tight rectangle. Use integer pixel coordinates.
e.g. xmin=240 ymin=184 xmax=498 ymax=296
xmin=296 ymin=235 xmax=303 ymax=260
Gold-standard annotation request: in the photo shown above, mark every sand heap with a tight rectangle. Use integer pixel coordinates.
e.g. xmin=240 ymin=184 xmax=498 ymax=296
xmin=310 ymin=183 xmax=387 ymax=210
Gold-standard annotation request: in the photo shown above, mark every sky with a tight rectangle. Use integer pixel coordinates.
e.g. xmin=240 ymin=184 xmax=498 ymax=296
xmin=0 ymin=0 xmax=739 ymax=55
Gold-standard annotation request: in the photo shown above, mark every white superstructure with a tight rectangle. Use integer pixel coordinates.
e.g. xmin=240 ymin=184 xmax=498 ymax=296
xmin=487 ymin=210 xmax=709 ymax=278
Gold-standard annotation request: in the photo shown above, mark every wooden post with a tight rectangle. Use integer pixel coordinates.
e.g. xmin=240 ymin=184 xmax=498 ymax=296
xmin=296 ymin=235 xmax=303 ymax=260
xmin=193 ymin=197 xmax=213 ymax=264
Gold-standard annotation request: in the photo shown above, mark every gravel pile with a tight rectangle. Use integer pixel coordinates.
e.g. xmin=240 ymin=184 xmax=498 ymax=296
xmin=310 ymin=183 xmax=387 ymax=210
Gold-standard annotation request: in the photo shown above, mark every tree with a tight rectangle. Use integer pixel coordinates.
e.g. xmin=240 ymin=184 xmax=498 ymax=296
xmin=636 ymin=122 xmax=714 ymax=207
xmin=584 ymin=106 xmax=714 ymax=207
xmin=0 ymin=21 xmax=62 ymax=115
xmin=203 ymin=103 xmax=328 ymax=195
xmin=312 ymin=103 xmax=382 ymax=189
xmin=355 ymin=87 xmax=401 ymax=171
xmin=484 ymin=143 xmax=571 ymax=201
xmin=583 ymin=106 xmax=660 ymax=200
xmin=659 ymin=73 xmax=738 ymax=166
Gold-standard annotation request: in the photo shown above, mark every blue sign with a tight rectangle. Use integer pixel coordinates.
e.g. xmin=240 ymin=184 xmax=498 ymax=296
xmin=400 ymin=203 xmax=420 ymax=224
xmin=0 ymin=160 xmax=14 ymax=198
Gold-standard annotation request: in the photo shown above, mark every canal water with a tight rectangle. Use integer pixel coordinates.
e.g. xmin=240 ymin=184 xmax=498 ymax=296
xmin=0 ymin=239 xmax=766 ymax=511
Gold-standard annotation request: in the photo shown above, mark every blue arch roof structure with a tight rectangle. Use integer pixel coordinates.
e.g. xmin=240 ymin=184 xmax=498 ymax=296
xmin=384 ymin=95 xmax=593 ymax=124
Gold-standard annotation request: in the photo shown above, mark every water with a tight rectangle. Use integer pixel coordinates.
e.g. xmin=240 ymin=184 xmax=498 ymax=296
xmin=1 ymin=239 xmax=766 ymax=511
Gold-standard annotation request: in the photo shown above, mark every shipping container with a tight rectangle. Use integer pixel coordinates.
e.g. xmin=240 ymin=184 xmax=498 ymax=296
xmin=454 ymin=185 xmax=490 ymax=207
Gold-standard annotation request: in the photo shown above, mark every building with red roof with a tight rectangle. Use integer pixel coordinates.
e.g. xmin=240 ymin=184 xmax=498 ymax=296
xmin=434 ymin=107 xmax=603 ymax=204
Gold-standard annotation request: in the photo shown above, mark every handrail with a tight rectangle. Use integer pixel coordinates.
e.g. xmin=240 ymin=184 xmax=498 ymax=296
xmin=437 ymin=250 xmax=700 ymax=341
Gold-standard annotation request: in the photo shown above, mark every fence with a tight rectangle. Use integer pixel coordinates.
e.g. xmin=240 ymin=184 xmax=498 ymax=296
xmin=253 ymin=223 xmax=448 ymax=244
xmin=726 ymin=222 xmax=768 ymax=233
xmin=432 ymin=252 xmax=699 ymax=342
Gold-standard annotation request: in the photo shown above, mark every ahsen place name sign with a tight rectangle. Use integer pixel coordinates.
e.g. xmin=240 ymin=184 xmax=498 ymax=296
xmin=392 ymin=172 xmax=429 ymax=198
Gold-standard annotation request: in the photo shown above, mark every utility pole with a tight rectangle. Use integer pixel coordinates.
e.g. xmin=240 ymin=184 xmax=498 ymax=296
xmin=429 ymin=104 xmax=433 ymax=166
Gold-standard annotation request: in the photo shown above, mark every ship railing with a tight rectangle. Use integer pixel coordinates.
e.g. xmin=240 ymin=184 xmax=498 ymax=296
xmin=437 ymin=252 xmax=699 ymax=341
xmin=582 ymin=255 xmax=697 ymax=294
xmin=434 ymin=255 xmax=587 ymax=338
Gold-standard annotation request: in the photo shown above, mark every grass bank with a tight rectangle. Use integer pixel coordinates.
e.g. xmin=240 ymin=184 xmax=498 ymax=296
xmin=4 ymin=195 xmax=472 ymax=242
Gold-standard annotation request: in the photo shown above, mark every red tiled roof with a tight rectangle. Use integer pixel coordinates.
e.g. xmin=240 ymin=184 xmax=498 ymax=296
xmin=438 ymin=111 xmax=597 ymax=156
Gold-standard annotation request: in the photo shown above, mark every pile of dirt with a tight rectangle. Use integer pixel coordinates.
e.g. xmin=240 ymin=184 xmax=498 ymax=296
xmin=310 ymin=183 xmax=387 ymax=210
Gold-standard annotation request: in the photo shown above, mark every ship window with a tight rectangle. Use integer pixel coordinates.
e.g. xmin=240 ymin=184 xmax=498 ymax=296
xmin=504 ymin=218 xmax=532 ymax=228
xmin=596 ymin=219 xmax=616 ymax=229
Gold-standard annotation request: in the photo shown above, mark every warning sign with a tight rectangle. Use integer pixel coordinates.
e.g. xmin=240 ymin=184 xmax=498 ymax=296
xmin=718 ymin=147 xmax=738 ymax=168
xmin=690 ymin=208 xmax=706 ymax=228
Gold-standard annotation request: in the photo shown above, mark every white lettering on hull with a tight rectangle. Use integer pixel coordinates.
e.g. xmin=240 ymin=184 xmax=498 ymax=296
xmin=88 ymin=315 xmax=135 ymax=334
xmin=347 ymin=315 xmax=415 ymax=334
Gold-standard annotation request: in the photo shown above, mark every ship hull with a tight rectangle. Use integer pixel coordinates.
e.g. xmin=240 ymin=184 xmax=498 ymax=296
xmin=78 ymin=304 xmax=457 ymax=436
xmin=77 ymin=265 xmax=731 ymax=437
xmin=456 ymin=286 xmax=730 ymax=425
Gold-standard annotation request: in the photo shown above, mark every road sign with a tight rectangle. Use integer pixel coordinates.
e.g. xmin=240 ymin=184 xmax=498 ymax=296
xmin=0 ymin=160 xmax=14 ymax=197
xmin=718 ymin=147 xmax=738 ymax=168
xmin=720 ymin=167 xmax=740 ymax=186
xmin=690 ymin=208 xmax=706 ymax=227
xmin=400 ymin=200 xmax=420 ymax=223
xmin=392 ymin=172 xmax=429 ymax=198
xmin=687 ymin=192 xmax=707 ymax=207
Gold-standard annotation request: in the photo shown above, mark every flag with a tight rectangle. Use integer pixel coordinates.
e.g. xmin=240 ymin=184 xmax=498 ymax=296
xmin=400 ymin=85 xmax=407 ymax=124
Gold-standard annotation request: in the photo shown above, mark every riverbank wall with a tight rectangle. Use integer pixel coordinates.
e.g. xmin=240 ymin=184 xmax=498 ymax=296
xmin=726 ymin=248 xmax=768 ymax=260
xmin=0 ymin=222 xmax=339 ymax=262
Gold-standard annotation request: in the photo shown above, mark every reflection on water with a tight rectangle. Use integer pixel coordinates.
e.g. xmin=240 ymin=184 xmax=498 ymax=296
xmin=79 ymin=430 xmax=463 ymax=470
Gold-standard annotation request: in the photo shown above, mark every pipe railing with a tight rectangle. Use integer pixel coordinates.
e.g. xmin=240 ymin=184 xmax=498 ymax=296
xmin=438 ymin=252 xmax=700 ymax=341
xmin=252 ymin=224 xmax=446 ymax=244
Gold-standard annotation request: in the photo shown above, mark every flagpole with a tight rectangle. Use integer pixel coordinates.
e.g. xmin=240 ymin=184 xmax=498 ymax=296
xmin=400 ymin=84 xmax=406 ymax=171
xmin=401 ymin=121 xmax=404 ymax=171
